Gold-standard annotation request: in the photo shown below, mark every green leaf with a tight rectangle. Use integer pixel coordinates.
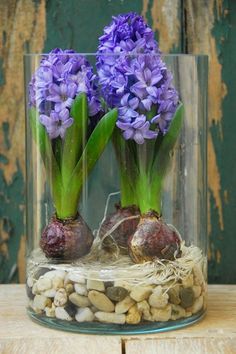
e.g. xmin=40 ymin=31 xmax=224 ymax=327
xmin=29 ymin=107 xmax=47 ymax=162
xmin=146 ymin=102 xmax=184 ymax=214
xmin=61 ymin=93 xmax=88 ymax=187
xmin=112 ymin=128 xmax=139 ymax=207
xmin=134 ymin=103 xmax=184 ymax=215
xmin=60 ymin=108 xmax=118 ymax=219
xmin=29 ymin=107 xmax=64 ymax=215
xmin=151 ymin=102 xmax=184 ymax=178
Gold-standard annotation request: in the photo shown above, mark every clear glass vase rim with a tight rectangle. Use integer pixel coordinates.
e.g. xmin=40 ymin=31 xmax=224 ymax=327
xmin=24 ymin=53 xmax=208 ymax=59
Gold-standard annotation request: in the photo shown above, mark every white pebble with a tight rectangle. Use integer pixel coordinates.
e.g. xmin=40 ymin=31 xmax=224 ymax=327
xmin=149 ymin=292 xmax=169 ymax=309
xmin=32 ymin=283 xmax=39 ymax=295
xmin=74 ymin=283 xmax=88 ymax=296
xmin=54 ymin=288 xmax=68 ymax=307
xmin=171 ymin=304 xmax=186 ymax=320
xmin=115 ymin=296 xmax=135 ymax=314
xmin=33 ymin=295 xmax=51 ymax=310
xmin=130 ymin=286 xmax=152 ymax=302
xmin=43 ymin=289 xmax=56 ymax=298
xmin=95 ymin=311 xmax=126 ymax=324
xmin=75 ymin=307 xmax=94 ymax=322
xmin=151 ymin=304 xmax=171 ymax=321
xmin=36 ymin=278 xmax=52 ymax=292
xmin=45 ymin=304 xmax=55 ymax=317
xmin=192 ymin=295 xmax=203 ymax=314
xmin=182 ymin=274 xmax=194 ymax=288
xmin=87 ymin=279 xmax=105 ymax=292
xmin=192 ymin=285 xmax=202 ymax=298
xmin=68 ymin=272 xmax=86 ymax=284
xmin=193 ymin=265 xmax=204 ymax=285
xmin=55 ymin=307 xmax=72 ymax=321
xmin=27 ymin=276 xmax=34 ymax=288
xmin=52 ymin=276 xmax=64 ymax=290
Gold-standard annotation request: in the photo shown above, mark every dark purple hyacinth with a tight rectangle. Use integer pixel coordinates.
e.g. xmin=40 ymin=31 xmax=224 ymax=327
xmin=29 ymin=48 xmax=101 ymax=139
xmin=96 ymin=13 xmax=179 ymax=144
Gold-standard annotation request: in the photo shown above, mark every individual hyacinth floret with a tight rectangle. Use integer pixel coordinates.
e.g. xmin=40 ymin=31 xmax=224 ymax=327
xmin=29 ymin=48 xmax=101 ymax=139
xmin=96 ymin=13 xmax=179 ymax=144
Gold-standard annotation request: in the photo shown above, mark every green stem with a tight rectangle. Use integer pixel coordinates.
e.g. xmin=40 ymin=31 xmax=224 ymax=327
xmin=135 ymin=167 xmax=162 ymax=215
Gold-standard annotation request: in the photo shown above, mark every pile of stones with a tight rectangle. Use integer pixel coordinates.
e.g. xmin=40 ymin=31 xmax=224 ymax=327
xmin=27 ymin=265 xmax=206 ymax=325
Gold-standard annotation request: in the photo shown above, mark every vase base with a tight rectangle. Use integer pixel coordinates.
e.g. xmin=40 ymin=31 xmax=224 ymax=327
xmin=27 ymin=308 xmax=205 ymax=335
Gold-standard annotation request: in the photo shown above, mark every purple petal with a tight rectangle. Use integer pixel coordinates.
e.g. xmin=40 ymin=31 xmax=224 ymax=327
xmin=143 ymin=129 xmax=158 ymax=139
xmin=129 ymin=97 xmax=139 ymax=109
xmin=146 ymin=86 xmax=158 ymax=97
xmin=151 ymin=114 xmax=160 ymax=124
xmin=67 ymin=82 xmax=77 ymax=97
xmin=143 ymin=68 xmax=152 ymax=82
xmin=133 ymin=131 xmax=144 ymax=144
xmin=141 ymin=98 xmax=152 ymax=111
xmin=123 ymin=129 xmax=134 ymax=140
xmin=59 ymin=108 xmax=69 ymax=121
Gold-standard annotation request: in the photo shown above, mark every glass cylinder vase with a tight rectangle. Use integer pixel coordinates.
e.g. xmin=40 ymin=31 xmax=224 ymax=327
xmin=24 ymin=53 xmax=208 ymax=334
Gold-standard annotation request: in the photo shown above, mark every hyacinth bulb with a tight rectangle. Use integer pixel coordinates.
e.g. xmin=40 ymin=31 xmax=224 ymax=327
xmin=40 ymin=214 xmax=94 ymax=260
xmin=128 ymin=211 xmax=182 ymax=263
xmin=99 ymin=204 xmax=140 ymax=254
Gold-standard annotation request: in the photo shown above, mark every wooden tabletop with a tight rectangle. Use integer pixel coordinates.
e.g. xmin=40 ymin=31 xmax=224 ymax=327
xmin=0 ymin=285 xmax=235 ymax=354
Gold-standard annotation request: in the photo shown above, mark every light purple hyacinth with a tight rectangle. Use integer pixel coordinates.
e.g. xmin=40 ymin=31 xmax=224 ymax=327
xmin=96 ymin=13 xmax=179 ymax=144
xmin=29 ymin=48 xmax=101 ymax=139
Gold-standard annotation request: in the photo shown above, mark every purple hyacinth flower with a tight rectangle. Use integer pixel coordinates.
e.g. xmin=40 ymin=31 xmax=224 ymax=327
xmin=29 ymin=48 xmax=102 ymax=139
xmin=47 ymin=82 xmax=77 ymax=112
xmin=96 ymin=13 xmax=179 ymax=144
xmin=40 ymin=108 xmax=73 ymax=139
xmin=117 ymin=114 xmax=158 ymax=144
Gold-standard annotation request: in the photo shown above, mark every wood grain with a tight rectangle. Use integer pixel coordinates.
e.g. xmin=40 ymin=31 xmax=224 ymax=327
xmin=0 ymin=285 xmax=235 ymax=354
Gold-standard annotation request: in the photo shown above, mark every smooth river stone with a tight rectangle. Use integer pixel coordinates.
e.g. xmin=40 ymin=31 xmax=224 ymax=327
xmin=54 ymin=288 xmax=68 ymax=307
xmin=55 ymin=307 xmax=72 ymax=321
xmin=106 ymin=286 xmax=128 ymax=302
xmin=33 ymin=294 xmax=51 ymax=310
xmin=168 ymin=286 xmax=181 ymax=305
xmin=149 ymin=292 xmax=169 ymax=309
xmin=36 ymin=277 xmax=52 ymax=292
xmin=130 ymin=286 xmax=153 ymax=302
xmin=74 ymin=283 xmax=88 ymax=296
xmin=171 ymin=304 xmax=186 ymax=320
xmin=95 ymin=311 xmax=126 ymax=324
xmin=179 ymin=287 xmax=195 ymax=308
xmin=87 ymin=280 xmax=105 ymax=292
xmin=115 ymin=296 xmax=135 ymax=314
xmin=88 ymin=290 xmax=115 ymax=312
xmin=69 ymin=292 xmax=91 ymax=307
xmin=192 ymin=295 xmax=204 ymax=314
xmin=75 ymin=307 xmax=94 ymax=322
xmin=151 ymin=304 xmax=172 ymax=322
xmin=67 ymin=272 xmax=86 ymax=284
xmin=126 ymin=304 xmax=141 ymax=324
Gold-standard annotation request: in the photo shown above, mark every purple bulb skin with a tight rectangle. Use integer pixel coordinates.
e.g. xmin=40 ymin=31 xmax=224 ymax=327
xmin=99 ymin=204 xmax=140 ymax=254
xmin=40 ymin=214 xmax=94 ymax=260
xmin=128 ymin=211 xmax=182 ymax=263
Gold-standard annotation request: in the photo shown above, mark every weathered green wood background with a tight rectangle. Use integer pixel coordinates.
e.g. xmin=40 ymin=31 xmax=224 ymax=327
xmin=0 ymin=0 xmax=235 ymax=284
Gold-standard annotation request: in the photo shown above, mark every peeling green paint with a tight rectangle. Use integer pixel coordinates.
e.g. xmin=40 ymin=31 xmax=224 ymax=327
xmin=208 ymin=0 xmax=236 ymax=284
xmin=2 ymin=122 xmax=11 ymax=150
xmin=0 ymin=161 xmax=24 ymax=283
xmin=0 ymin=154 xmax=8 ymax=164
xmin=0 ymin=57 xmax=5 ymax=86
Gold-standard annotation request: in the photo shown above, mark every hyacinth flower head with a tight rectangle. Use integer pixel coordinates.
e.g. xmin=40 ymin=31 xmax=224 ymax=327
xmin=97 ymin=14 xmax=184 ymax=262
xmin=28 ymin=48 xmax=117 ymax=259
